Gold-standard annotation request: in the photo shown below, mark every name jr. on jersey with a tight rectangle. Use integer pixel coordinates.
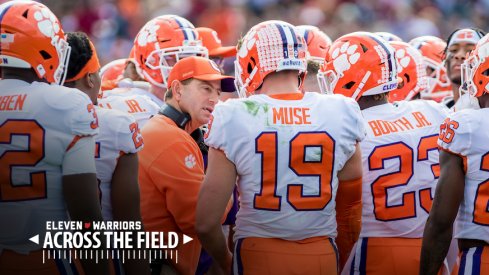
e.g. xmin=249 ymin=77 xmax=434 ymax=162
xmin=270 ymin=106 xmax=312 ymax=125
xmin=99 ymin=99 xmax=147 ymax=114
xmin=368 ymin=111 xmax=433 ymax=137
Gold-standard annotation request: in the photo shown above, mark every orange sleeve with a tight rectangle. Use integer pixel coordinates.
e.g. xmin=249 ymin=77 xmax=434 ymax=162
xmin=147 ymin=140 xmax=204 ymax=235
xmin=335 ymin=177 xmax=362 ymax=271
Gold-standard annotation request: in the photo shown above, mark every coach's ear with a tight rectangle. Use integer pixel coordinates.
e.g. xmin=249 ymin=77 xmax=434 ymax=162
xmin=171 ymin=79 xmax=186 ymax=102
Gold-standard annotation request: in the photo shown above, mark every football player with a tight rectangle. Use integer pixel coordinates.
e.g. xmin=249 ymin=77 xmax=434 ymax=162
xmin=196 ymin=27 xmax=238 ymax=102
xmin=197 ymin=20 xmax=365 ymax=274
xmin=442 ymin=28 xmax=485 ymax=110
xmin=318 ymin=32 xmax=449 ymax=274
xmin=63 ymin=32 xmax=149 ymax=275
xmin=98 ymin=15 xmax=208 ymax=127
xmin=409 ymin=36 xmax=453 ymax=103
xmin=388 ymin=41 xmax=428 ymax=102
xmin=296 ymin=25 xmax=333 ymax=93
xmin=421 ymin=33 xmax=489 ymax=275
xmin=0 ymin=1 xmax=107 ymax=274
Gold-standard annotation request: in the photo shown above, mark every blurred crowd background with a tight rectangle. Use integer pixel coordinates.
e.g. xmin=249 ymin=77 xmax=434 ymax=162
xmin=17 ymin=0 xmax=489 ymax=66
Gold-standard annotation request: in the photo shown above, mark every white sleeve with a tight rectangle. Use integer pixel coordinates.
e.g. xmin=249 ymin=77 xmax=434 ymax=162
xmin=204 ymin=103 xmax=229 ymax=152
xmin=66 ymin=91 xmax=99 ymax=136
xmin=349 ymin=99 xmax=367 ymax=143
xmin=437 ymin=111 xmax=474 ymax=156
xmin=338 ymin=97 xmax=366 ymax=167
xmin=62 ymin=136 xmax=97 ymax=175
xmin=114 ymin=112 xmax=144 ymax=154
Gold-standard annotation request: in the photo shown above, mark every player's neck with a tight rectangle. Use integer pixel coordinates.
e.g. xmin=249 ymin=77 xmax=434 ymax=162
xmin=2 ymin=68 xmax=43 ymax=84
xmin=452 ymin=83 xmax=461 ymax=102
xmin=258 ymin=73 xmax=300 ymax=95
xmin=478 ymin=93 xmax=489 ymax=108
xmin=357 ymin=94 xmax=389 ymax=110
xmin=150 ymin=85 xmax=167 ymax=102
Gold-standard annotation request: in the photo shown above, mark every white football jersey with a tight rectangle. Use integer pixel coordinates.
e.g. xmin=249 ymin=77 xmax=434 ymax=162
xmin=359 ymin=100 xmax=449 ymax=238
xmin=102 ymin=85 xmax=164 ymax=107
xmin=0 ymin=79 xmax=98 ymax=253
xmin=438 ymin=108 xmax=489 ymax=243
xmin=94 ymin=107 xmax=143 ymax=221
xmin=98 ymin=93 xmax=160 ymax=128
xmin=205 ymin=92 xmax=366 ymax=241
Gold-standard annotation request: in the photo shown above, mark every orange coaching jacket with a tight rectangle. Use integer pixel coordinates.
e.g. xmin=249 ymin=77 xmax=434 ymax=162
xmin=138 ymin=114 xmax=204 ymax=275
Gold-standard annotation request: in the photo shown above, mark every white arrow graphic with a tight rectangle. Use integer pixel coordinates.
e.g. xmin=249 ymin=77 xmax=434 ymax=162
xmin=183 ymin=234 xmax=193 ymax=245
xmin=29 ymin=235 xmax=39 ymax=245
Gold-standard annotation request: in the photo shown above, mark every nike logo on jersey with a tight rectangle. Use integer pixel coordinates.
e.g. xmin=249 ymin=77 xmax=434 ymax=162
xmin=368 ymin=111 xmax=433 ymax=137
xmin=271 ymin=107 xmax=312 ymax=125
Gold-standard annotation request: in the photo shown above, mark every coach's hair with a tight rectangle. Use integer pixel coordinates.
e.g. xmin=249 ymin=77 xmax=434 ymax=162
xmin=165 ymin=78 xmax=193 ymax=101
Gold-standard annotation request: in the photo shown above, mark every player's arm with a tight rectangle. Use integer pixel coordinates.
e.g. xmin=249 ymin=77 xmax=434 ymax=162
xmin=111 ymin=152 xmax=150 ymax=275
xmin=420 ymin=150 xmax=465 ymax=275
xmin=112 ymin=152 xmax=142 ymax=222
xmin=62 ymin=135 xmax=109 ymax=275
xmin=196 ymin=148 xmax=237 ymax=274
xmin=335 ymin=143 xmax=363 ymax=271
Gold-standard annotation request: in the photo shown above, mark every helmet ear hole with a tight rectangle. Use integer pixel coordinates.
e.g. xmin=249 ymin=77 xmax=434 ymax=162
xmin=360 ymin=43 xmax=368 ymax=53
xmin=482 ymin=69 xmax=489 ymax=76
xmin=247 ymin=63 xmax=253 ymax=74
xmin=22 ymin=10 xmax=29 ymax=18
xmin=404 ymin=73 xmax=410 ymax=83
xmin=39 ymin=50 xmax=52 ymax=60
xmin=247 ymin=56 xmax=257 ymax=74
xmin=342 ymin=81 xmax=356 ymax=89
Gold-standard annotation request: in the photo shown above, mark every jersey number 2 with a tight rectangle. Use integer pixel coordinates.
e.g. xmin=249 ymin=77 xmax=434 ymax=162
xmin=474 ymin=153 xmax=489 ymax=225
xmin=369 ymin=135 xmax=439 ymax=221
xmin=0 ymin=119 xmax=46 ymax=202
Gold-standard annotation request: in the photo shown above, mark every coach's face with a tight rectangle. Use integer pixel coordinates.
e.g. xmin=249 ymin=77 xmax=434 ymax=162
xmin=180 ymin=79 xmax=220 ymax=126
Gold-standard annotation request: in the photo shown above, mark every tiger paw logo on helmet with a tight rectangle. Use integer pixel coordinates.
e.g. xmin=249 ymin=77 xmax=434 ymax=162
xmin=137 ymin=21 xmax=160 ymax=47
xmin=34 ymin=7 xmax=61 ymax=39
xmin=237 ymin=29 xmax=257 ymax=59
xmin=395 ymin=48 xmax=411 ymax=72
xmin=331 ymin=42 xmax=360 ymax=76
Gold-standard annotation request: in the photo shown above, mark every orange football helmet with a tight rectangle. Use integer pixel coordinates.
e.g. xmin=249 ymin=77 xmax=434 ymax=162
xmin=99 ymin=59 xmax=126 ymax=92
xmin=318 ymin=32 xmax=398 ymax=100
xmin=133 ymin=15 xmax=208 ymax=89
xmin=0 ymin=1 xmax=71 ymax=85
xmin=375 ymin=32 xmax=403 ymax=42
xmin=196 ymin=27 xmax=236 ymax=58
xmin=409 ymin=36 xmax=452 ymax=102
xmin=388 ymin=41 xmax=428 ymax=102
xmin=296 ymin=25 xmax=332 ymax=65
xmin=235 ymin=20 xmax=307 ymax=97
xmin=461 ymin=33 xmax=489 ymax=98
